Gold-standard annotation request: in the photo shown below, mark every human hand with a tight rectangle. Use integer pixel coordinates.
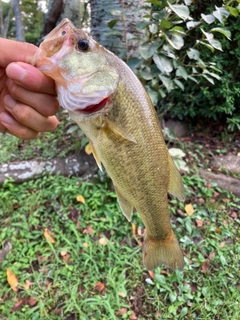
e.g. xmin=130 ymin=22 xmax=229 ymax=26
xmin=0 ymin=39 xmax=59 ymax=139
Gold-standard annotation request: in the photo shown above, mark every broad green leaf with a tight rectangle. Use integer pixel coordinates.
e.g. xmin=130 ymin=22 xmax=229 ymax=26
xmin=186 ymin=21 xmax=201 ymax=29
xmin=187 ymin=48 xmax=200 ymax=60
xmin=149 ymin=40 xmax=162 ymax=56
xmin=225 ymin=6 xmax=239 ymax=17
xmin=139 ymin=69 xmax=153 ymax=80
xmin=210 ymin=27 xmax=231 ymax=40
xmin=196 ymin=40 xmax=214 ymax=52
xmin=202 ymin=74 xmax=215 ymax=85
xmin=146 ymin=0 xmax=161 ymax=5
xmin=136 ymin=20 xmax=150 ymax=30
xmin=160 ymin=19 xmax=172 ymax=29
xmin=107 ymin=20 xmax=119 ymax=29
xmin=159 ymin=75 xmax=174 ymax=92
xmin=169 ymin=148 xmax=186 ymax=158
xmin=153 ymin=54 xmax=173 ymax=74
xmin=149 ymin=24 xmax=158 ymax=34
xmin=174 ymin=79 xmax=184 ymax=91
xmin=104 ymin=30 xmax=122 ymax=37
xmin=147 ymin=88 xmax=159 ymax=105
xmin=138 ymin=43 xmax=151 ymax=60
xmin=203 ymin=70 xmax=221 ymax=80
xmin=184 ymin=0 xmax=192 ymax=5
xmin=167 ymin=2 xmax=190 ymax=20
xmin=165 ymin=32 xmax=184 ymax=50
xmin=213 ymin=6 xmax=230 ymax=23
xmin=188 ymin=75 xmax=199 ymax=84
xmin=176 ymin=66 xmax=188 ymax=80
xmin=170 ymin=26 xmax=185 ymax=35
xmin=201 ymin=13 xmax=215 ymax=24
xmin=159 ymin=88 xmax=166 ymax=98
xmin=208 ymin=38 xmax=222 ymax=51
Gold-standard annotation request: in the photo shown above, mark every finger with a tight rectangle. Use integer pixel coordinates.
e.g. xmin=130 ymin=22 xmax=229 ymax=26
xmin=6 ymin=62 xmax=56 ymax=95
xmin=5 ymin=81 xmax=59 ymax=117
xmin=4 ymin=100 xmax=59 ymax=133
xmin=0 ymin=112 xmax=40 ymax=140
xmin=0 ymin=39 xmax=37 ymax=66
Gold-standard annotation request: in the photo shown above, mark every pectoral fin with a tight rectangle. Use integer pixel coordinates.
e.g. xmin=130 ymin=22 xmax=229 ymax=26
xmin=90 ymin=142 xmax=103 ymax=171
xmin=167 ymin=154 xmax=185 ymax=201
xmin=115 ymin=186 xmax=133 ymax=221
xmin=102 ymin=119 xmax=137 ymax=144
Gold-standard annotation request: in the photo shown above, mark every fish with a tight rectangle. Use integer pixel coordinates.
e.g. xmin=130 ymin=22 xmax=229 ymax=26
xmin=33 ymin=18 xmax=185 ymax=270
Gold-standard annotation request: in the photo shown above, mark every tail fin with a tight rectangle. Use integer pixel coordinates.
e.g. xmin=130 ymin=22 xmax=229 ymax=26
xmin=143 ymin=230 xmax=184 ymax=270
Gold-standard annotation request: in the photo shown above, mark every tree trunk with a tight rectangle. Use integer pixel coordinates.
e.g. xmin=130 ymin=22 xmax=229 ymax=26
xmin=13 ymin=0 xmax=24 ymax=41
xmin=90 ymin=0 xmax=145 ymax=60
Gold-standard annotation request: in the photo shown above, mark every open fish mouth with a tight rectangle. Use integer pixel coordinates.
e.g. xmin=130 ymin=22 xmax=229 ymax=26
xmin=80 ymin=97 xmax=110 ymax=114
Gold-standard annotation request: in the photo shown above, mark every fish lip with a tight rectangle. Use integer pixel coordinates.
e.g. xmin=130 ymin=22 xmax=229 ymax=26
xmin=78 ymin=97 xmax=110 ymax=114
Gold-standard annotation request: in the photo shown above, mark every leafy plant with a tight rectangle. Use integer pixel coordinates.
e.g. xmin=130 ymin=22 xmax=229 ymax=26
xmin=118 ymin=0 xmax=240 ymax=131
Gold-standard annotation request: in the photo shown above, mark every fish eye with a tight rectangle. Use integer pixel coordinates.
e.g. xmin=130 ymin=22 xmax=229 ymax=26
xmin=61 ymin=30 xmax=66 ymax=36
xmin=77 ymin=39 xmax=89 ymax=51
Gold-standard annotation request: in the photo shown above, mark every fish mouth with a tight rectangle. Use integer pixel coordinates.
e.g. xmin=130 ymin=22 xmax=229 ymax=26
xmin=80 ymin=97 xmax=110 ymax=114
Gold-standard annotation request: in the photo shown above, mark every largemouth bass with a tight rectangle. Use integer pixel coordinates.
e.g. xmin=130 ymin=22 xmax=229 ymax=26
xmin=33 ymin=19 xmax=185 ymax=270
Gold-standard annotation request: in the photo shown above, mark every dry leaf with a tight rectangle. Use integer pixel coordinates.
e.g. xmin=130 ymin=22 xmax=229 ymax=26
xmin=196 ymin=220 xmax=203 ymax=227
xmin=83 ymin=242 xmax=89 ymax=248
xmin=148 ymin=270 xmax=155 ymax=279
xmin=43 ymin=228 xmax=55 ymax=243
xmin=24 ymin=280 xmax=31 ymax=290
xmin=131 ymin=223 xmax=136 ymax=235
xmin=98 ymin=237 xmax=108 ymax=246
xmin=27 ymin=297 xmax=38 ymax=307
xmin=85 ymin=143 xmax=92 ymax=155
xmin=219 ymin=241 xmax=225 ymax=248
xmin=60 ymin=250 xmax=68 ymax=257
xmin=185 ymin=203 xmax=194 ymax=216
xmin=94 ymin=282 xmax=105 ymax=292
xmin=116 ymin=308 xmax=128 ymax=316
xmin=83 ymin=225 xmax=94 ymax=234
xmin=11 ymin=299 xmax=25 ymax=312
xmin=6 ymin=269 xmax=19 ymax=292
xmin=215 ymin=228 xmax=221 ymax=233
xmin=118 ymin=291 xmax=127 ymax=298
xmin=201 ymin=259 xmax=210 ymax=273
xmin=209 ymin=252 xmax=215 ymax=260
xmin=76 ymin=195 xmax=85 ymax=204
xmin=130 ymin=312 xmax=138 ymax=320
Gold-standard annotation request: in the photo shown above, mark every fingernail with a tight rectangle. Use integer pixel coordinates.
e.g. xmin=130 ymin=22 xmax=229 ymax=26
xmin=0 ymin=112 xmax=13 ymax=125
xmin=4 ymin=95 xmax=17 ymax=109
xmin=8 ymin=63 xmax=27 ymax=82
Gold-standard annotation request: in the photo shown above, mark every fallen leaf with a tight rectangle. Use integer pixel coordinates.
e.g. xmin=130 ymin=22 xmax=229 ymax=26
xmin=131 ymin=223 xmax=136 ymax=235
xmin=148 ymin=270 xmax=155 ymax=279
xmin=62 ymin=253 xmax=71 ymax=263
xmin=43 ymin=228 xmax=55 ymax=243
xmin=118 ymin=291 xmax=127 ymax=298
xmin=6 ymin=269 xmax=18 ymax=292
xmin=94 ymin=282 xmax=105 ymax=292
xmin=196 ymin=220 xmax=203 ymax=227
xmin=219 ymin=241 xmax=225 ymax=248
xmin=24 ymin=280 xmax=31 ymax=290
xmin=201 ymin=259 xmax=210 ymax=273
xmin=11 ymin=299 xmax=25 ymax=311
xmin=27 ymin=297 xmax=38 ymax=307
xmin=83 ymin=225 xmax=94 ymax=234
xmin=98 ymin=237 xmax=108 ymax=246
xmin=85 ymin=143 xmax=92 ymax=155
xmin=190 ymin=282 xmax=198 ymax=292
xmin=116 ymin=308 xmax=128 ymax=316
xmin=231 ymin=212 xmax=237 ymax=219
xmin=130 ymin=312 xmax=138 ymax=320
xmin=83 ymin=242 xmax=89 ymax=248
xmin=185 ymin=203 xmax=194 ymax=216
xmin=60 ymin=250 xmax=68 ymax=256
xmin=209 ymin=252 xmax=215 ymax=260
xmin=76 ymin=195 xmax=85 ymax=204
xmin=215 ymin=228 xmax=221 ymax=233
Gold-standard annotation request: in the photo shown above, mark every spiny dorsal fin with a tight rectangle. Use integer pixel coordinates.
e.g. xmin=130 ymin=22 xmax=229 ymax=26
xmin=167 ymin=154 xmax=185 ymax=201
xmin=115 ymin=186 xmax=133 ymax=221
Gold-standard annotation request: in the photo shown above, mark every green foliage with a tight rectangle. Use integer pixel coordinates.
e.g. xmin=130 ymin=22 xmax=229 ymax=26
xmin=0 ymin=173 xmax=239 ymax=318
xmin=124 ymin=0 xmax=240 ymax=131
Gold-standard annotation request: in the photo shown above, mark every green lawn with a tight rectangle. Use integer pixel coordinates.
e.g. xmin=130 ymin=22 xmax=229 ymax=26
xmin=0 ymin=171 xmax=239 ymax=319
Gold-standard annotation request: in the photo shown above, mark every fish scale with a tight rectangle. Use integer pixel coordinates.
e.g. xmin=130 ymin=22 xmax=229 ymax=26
xmin=33 ymin=18 xmax=185 ymax=270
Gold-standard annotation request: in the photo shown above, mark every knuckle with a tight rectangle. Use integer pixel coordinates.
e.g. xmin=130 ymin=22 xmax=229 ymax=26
xmin=12 ymin=105 xmax=31 ymax=123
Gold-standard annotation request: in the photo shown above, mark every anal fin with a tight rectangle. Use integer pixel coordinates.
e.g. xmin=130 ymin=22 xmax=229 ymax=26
xmin=167 ymin=154 xmax=185 ymax=201
xmin=115 ymin=186 xmax=133 ymax=221
xmin=102 ymin=119 xmax=137 ymax=144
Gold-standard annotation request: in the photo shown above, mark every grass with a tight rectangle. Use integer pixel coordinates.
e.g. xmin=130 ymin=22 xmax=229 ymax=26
xmin=0 ymin=171 xmax=239 ymax=319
